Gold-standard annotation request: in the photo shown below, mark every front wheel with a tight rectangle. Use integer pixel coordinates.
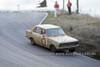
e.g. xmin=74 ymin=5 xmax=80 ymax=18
xmin=30 ymin=38 xmax=35 ymax=45
xmin=50 ymin=45 xmax=56 ymax=53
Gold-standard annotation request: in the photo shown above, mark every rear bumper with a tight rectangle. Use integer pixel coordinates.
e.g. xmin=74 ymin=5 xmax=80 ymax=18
xmin=26 ymin=35 xmax=28 ymax=38
xmin=26 ymin=35 xmax=30 ymax=39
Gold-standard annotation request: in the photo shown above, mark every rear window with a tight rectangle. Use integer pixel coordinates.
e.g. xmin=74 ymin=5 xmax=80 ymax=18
xmin=34 ymin=27 xmax=41 ymax=34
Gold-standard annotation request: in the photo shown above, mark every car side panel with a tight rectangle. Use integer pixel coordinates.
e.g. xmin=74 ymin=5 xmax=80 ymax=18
xmin=33 ymin=32 xmax=40 ymax=44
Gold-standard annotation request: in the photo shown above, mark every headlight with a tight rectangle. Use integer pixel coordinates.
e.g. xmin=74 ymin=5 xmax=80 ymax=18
xmin=48 ymin=39 xmax=58 ymax=45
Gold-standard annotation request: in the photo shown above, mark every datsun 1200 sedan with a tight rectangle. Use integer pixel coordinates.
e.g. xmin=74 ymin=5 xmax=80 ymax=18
xmin=26 ymin=24 xmax=79 ymax=52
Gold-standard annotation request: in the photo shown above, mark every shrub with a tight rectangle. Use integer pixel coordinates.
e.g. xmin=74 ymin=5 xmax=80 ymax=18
xmin=94 ymin=51 xmax=100 ymax=59
xmin=69 ymin=26 xmax=73 ymax=31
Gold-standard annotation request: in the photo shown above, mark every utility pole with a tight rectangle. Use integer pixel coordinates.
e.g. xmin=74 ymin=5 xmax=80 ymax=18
xmin=63 ymin=0 xmax=65 ymax=10
xmin=17 ymin=5 xmax=20 ymax=11
xmin=76 ymin=0 xmax=79 ymax=13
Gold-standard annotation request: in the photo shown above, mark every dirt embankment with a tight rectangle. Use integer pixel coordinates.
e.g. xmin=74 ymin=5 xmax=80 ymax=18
xmin=43 ymin=11 xmax=100 ymax=60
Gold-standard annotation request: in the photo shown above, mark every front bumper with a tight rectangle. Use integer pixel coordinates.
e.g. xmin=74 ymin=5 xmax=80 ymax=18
xmin=56 ymin=45 xmax=79 ymax=50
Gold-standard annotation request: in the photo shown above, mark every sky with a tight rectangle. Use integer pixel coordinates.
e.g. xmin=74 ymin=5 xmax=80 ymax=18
xmin=0 ymin=0 xmax=100 ymax=17
xmin=0 ymin=0 xmax=40 ymax=10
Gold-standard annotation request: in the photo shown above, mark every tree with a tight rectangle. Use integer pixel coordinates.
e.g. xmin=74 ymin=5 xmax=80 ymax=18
xmin=38 ymin=0 xmax=47 ymax=7
xmin=76 ymin=0 xmax=79 ymax=13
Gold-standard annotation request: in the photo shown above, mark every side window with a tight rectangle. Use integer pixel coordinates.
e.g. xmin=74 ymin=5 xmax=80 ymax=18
xmin=34 ymin=27 xmax=41 ymax=34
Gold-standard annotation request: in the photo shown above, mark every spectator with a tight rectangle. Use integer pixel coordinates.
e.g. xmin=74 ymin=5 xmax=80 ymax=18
xmin=67 ymin=0 xmax=72 ymax=15
xmin=54 ymin=1 xmax=59 ymax=17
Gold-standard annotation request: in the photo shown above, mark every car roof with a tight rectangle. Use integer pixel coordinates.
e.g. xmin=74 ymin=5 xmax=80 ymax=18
xmin=37 ymin=24 xmax=60 ymax=29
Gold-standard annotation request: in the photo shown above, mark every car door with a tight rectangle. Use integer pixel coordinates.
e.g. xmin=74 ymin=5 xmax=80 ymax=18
xmin=39 ymin=29 xmax=48 ymax=47
xmin=33 ymin=27 xmax=41 ymax=45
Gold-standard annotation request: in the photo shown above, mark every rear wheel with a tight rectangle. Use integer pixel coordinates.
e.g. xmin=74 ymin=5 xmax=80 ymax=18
xmin=30 ymin=38 xmax=35 ymax=45
xmin=69 ymin=49 xmax=75 ymax=53
xmin=50 ymin=45 xmax=56 ymax=53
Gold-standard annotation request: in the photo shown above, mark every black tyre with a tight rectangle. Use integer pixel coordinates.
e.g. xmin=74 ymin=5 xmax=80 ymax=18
xmin=50 ymin=45 xmax=56 ymax=53
xmin=69 ymin=49 xmax=75 ymax=53
xmin=30 ymin=38 xmax=35 ymax=45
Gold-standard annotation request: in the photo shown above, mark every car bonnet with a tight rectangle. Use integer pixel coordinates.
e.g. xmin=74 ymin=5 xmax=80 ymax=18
xmin=48 ymin=35 xmax=78 ymax=43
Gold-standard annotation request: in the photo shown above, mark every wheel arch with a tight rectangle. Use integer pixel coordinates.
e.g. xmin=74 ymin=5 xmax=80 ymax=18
xmin=49 ymin=44 xmax=55 ymax=49
xmin=29 ymin=37 xmax=33 ymax=40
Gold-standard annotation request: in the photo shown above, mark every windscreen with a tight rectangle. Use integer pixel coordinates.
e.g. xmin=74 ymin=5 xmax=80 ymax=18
xmin=47 ymin=28 xmax=65 ymax=37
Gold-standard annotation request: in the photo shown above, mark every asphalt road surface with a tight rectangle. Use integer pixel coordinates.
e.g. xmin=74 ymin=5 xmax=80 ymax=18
xmin=0 ymin=12 xmax=100 ymax=67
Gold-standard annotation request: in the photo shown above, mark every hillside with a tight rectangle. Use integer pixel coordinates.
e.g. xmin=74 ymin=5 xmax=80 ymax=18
xmin=43 ymin=11 xmax=100 ymax=60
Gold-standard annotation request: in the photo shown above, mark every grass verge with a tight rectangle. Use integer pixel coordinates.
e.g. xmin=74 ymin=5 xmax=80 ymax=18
xmin=43 ymin=11 xmax=100 ymax=60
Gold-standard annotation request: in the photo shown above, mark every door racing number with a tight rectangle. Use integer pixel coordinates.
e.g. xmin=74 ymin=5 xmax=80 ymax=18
xmin=42 ymin=38 xmax=46 ymax=46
